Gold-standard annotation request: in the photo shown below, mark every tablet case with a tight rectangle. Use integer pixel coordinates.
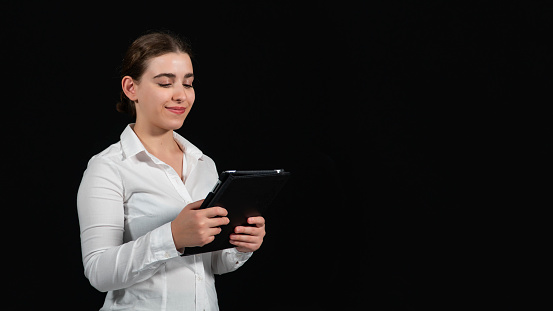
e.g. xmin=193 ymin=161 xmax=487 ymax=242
xmin=181 ymin=170 xmax=290 ymax=256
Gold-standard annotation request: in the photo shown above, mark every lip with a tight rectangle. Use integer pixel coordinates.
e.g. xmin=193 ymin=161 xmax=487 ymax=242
xmin=165 ymin=107 xmax=187 ymax=115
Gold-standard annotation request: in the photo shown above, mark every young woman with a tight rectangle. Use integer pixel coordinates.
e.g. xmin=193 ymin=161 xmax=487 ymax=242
xmin=77 ymin=32 xmax=266 ymax=310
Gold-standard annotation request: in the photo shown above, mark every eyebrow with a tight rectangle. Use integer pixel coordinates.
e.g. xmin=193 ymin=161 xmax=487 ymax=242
xmin=153 ymin=73 xmax=194 ymax=79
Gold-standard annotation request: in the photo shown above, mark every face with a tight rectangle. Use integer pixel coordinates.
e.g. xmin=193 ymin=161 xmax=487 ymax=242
xmin=122 ymin=52 xmax=195 ymax=131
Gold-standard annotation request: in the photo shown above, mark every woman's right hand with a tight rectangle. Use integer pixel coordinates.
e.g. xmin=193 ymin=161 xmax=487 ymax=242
xmin=171 ymin=200 xmax=230 ymax=251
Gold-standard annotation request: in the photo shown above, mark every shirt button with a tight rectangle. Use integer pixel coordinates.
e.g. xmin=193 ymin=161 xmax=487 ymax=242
xmin=164 ymin=252 xmax=171 ymax=258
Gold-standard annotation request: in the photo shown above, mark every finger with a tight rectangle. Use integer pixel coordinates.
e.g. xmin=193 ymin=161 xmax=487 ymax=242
xmin=247 ymin=216 xmax=265 ymax=226
xmin=229 ymin=233 xmax=259 ymax=243
xmin=207 ymin=226 xmax=223 ymax=236
xmin=235 ymin=225 xmax=264 ymax=236
xmin=198 ymin=234 xmax=216 ymax=247
xmin=229 ymin=240 xmax=258 ymax=252
xmin=185 ymin=199 xmax=205 ymax=210
xmin=206 ymin=216 xmax=229 ymax=228
xmin=203 ymin=206 xmax=228 ymax=218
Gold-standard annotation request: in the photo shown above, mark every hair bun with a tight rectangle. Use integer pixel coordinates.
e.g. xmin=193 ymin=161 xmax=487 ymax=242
xmin=117 ymin=92 xmax=135 ymax=116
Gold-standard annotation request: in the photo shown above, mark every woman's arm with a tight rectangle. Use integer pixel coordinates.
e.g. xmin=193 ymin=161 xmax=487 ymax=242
xmin=211 ymin=248 xmax=253 ymax=275
xmin=77 ymin=158 xmax=180 ymax=292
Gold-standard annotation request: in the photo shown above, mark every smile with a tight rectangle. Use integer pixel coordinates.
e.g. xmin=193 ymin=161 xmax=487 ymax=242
xmin=165 ymin=107 xmax=187 ymax=115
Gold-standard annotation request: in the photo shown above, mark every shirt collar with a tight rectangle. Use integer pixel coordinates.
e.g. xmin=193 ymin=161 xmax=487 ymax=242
xmin=172 ymin=130 xmax=204 ymax=161
xmin=120 ymin=124 xmax=204 ymax=161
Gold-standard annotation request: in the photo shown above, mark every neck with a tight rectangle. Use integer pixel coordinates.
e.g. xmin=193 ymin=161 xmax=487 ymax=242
xmin=132 ymin=122 xmax=179 ymax=155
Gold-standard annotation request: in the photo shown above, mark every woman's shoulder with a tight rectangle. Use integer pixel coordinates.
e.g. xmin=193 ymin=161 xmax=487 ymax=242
xmin=86 ymin=141 xmax=124 ymax=170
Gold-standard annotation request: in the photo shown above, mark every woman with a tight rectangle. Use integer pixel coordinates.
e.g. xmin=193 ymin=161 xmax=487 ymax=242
xmin=77 ymin=32 xmax=266 ymax=310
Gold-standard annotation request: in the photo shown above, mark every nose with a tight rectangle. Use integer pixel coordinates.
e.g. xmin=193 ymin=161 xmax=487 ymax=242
xmin=173 ymin=85 xmax=187 ymax=103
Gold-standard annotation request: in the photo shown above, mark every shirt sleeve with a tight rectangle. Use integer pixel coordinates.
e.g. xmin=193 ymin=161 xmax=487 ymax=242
xmin=77 ymin=157 xmax=181 ymax=292
xmin=211 ymin=248 xmax=253 ymax=275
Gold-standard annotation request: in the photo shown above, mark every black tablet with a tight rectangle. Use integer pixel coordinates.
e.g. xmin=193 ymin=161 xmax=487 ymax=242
xmin=181 ymin=169 xmax=290 ymax=256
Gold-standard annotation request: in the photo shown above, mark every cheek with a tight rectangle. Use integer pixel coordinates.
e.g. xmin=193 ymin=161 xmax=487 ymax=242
xmin=188 ymin=90 xmax=196 ymax=106
xmin=140 ymin=89 xmax=171 ymax=109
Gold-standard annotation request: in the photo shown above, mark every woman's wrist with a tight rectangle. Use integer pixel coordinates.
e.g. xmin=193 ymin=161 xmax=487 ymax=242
xmin=170 ymin=221 xmax=184 ymax=252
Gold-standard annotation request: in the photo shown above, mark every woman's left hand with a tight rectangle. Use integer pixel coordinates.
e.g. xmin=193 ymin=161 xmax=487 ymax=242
xmin=229 ymin=216 xmax=266 ymax=253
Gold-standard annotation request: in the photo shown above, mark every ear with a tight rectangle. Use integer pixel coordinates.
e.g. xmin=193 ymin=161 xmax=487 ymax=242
xmin=121 ymin=76 xmax=139 ymax=101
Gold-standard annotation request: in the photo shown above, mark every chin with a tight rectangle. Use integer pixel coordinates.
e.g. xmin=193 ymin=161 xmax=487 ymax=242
xmin=153 ymin=116 xmax=186 ymax=131
xmin=165 ymin=119 xmax=186 ymax=131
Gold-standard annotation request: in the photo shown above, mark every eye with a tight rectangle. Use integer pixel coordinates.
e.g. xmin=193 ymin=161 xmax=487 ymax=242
xmin=183 ymin=84 xmax=193 ymax=89
xmin=158 ymin=83 xmax=172 ymax=88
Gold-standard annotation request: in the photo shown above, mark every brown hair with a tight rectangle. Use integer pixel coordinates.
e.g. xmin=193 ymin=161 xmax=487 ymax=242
xmin=117 ymin=31 xmax=193 ymax=116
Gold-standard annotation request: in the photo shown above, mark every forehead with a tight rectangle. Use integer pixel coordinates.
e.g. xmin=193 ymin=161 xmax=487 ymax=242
xmin=144 ymin=52 xmax=193 ymax=76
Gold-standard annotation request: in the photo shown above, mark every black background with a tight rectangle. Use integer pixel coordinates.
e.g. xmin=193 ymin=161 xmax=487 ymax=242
xmin=3 ymin=1 xmax=550 ymax=310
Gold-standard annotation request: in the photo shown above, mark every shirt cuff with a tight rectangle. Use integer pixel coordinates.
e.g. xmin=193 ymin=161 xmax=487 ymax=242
xmin=227 ymin=247 xmax=253 ymax=262
xmin=149 ymin=222 xmax=181 ymax=260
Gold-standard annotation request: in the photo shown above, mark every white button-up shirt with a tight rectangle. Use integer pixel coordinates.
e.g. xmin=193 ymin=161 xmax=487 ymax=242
xmin=77 ymin=124 xmax=252 ymax=310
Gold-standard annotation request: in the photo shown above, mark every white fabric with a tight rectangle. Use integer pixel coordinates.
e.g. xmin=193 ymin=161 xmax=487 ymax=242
xmin=77 ymin=124 xmax=252 ymax=310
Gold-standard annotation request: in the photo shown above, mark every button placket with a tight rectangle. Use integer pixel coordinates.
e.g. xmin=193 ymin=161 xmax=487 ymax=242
xmin=149 ymin=152 xmax=193 ymax=203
